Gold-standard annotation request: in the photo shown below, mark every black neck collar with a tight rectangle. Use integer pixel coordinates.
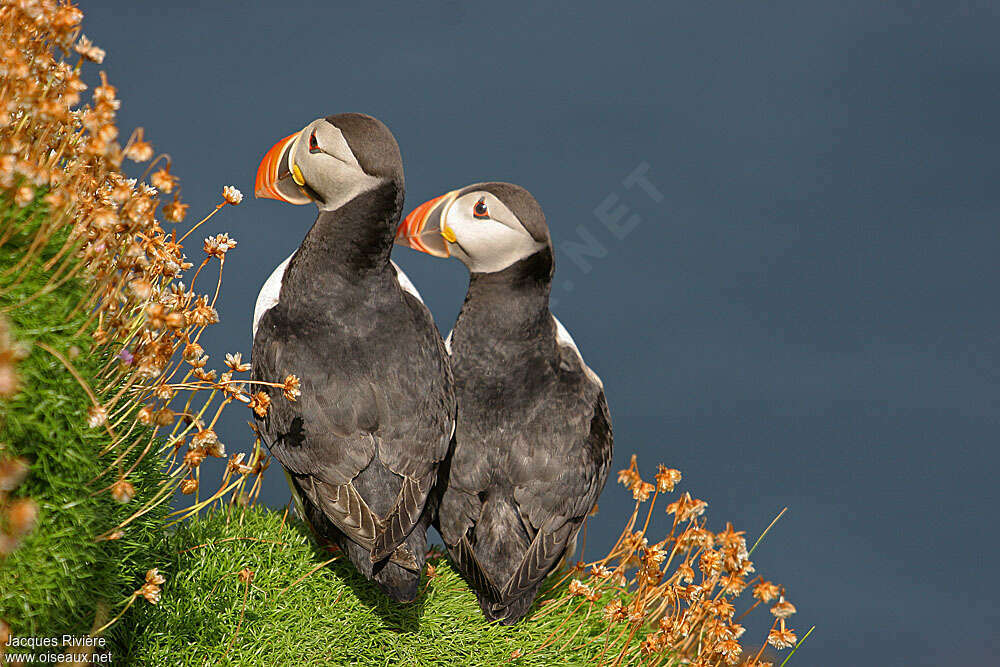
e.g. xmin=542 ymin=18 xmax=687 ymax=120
xmin=456 ymin=246 xmax=555 ymax=344
xmin=287 ymin=179 xmax=403 ymax=284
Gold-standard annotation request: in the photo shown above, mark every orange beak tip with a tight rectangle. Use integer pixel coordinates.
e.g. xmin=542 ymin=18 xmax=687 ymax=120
xmin=254 ymin=132 xmax=305 ymax=204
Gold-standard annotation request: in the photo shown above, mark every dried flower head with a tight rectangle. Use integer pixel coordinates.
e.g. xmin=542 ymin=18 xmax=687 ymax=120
xmin=222 ymin=185 xmax=243 ymax=205
xmin=84 ymin=404 xmax=108 ymax=428
xmin=136 ymin=568 xmax=165 ymax=604
xmin=6 ymin=498 xmax=38 ymax=537
xmin=163 ymin=197 xmax=189 ymax=222
xmin=74 ymin=34 xmax=105 ymax=63
xmin=655 ymin=465 xmax=682 ymax=493
xmin=204 ymin=233 xmax=238 ymax=258
xmin=767 ymin=627 xmax=797 ymax=649
xmin=125 ymin=132 xmax=154 ymax=162
xmin=753 ymin=580 xmax=781 ymax=603
xmin=224 ymin=352 xmax=250 ymax=373
xmin=249 ymin=390 xmax=271 ymax=417
xmin=111 ymin=478 xmax=135 ymax=503
xmin=283 ymin=374 xmax=301 ymax=401
xmin=770 ymin=597 xmax=796 ymax=619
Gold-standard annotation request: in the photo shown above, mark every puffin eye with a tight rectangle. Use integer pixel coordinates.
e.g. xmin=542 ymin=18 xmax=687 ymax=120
xmin=472 ymin=198 xmax=489 ymax=219
xmin=308 ymin=131 xmax=320 ymax=153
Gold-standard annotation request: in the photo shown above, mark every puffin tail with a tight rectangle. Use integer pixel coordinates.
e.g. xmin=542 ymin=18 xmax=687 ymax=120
xmin=480 ymin=589 xmax=539 ymax=625
xmin=372 ymin=558 xmax=422 ymax=603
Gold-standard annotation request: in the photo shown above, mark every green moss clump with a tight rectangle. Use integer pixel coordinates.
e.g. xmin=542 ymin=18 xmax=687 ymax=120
xmin=119 ymin=507 xmax=611 ymax=666
xmin=0 ymin=195 xmax=169 ymax=641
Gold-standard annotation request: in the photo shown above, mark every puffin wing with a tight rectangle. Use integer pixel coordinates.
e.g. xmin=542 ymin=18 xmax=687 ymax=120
xmin=504 ymin=369 xmax=613 ymax=600
xmin=251 ymin=325 xmax=383 ymax=550
xmin=369 ymin=267 xmax=456 ymax=560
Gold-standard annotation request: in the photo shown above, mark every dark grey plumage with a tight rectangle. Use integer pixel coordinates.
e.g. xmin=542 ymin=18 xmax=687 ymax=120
xmin=433 ymin=186 xmax=613 ymax=623
xmin=251 ymin=115 xmax=454 ymax=602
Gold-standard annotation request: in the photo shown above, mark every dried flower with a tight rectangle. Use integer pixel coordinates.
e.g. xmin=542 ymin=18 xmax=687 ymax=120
xmin=603 ymin=598 xmax=627 ymax=623
xmin=150 ymin=167 xmax=178 ymax=193
xmin=192 ymin=429 xmax=225 ymax=458
xmin=227 ymin=453 xmax=253 ymax=476
xmin=14 ymin=186 xmax=33 ymax=207
xmin=204 ymin=233 xmax=238 ymax=258
xmin=126 ymin=140 xmax=153 ymax=163
xmin=666 ymin=492 xmax=708 ymax=522
xmin=655 ymin=465 xmax=682 ymax=493
xmin=163 ymin=197 xmax=189 ymax=222
xmin=225 ymin=352 xmax=251 ymax=372
xmin=283 ymin=374 xmax=301 ymax=400
xmin=567 ymin=579 xmax=593 ymax=598
xmin=111 ymin=478 xmax=135 ymax=503
xmin=591 ymin=563 xmax=612 ymax=578
xmin=87 ymin=405 xmax=108 ymax=428
xmin=753 ymin=580 xmax=781 ymax=603
xmin=770 ymin=597 xmax=796 ymax=619
xmin=633 ymin=480 xmax=655 ymax=501
xmin=183 ymin=447 xmax=206 ymax=469
xmin=767 ymin=627 xmax=797 ymax=649
xmin=74 ymin=35 xmax=105 ymax=63
xmin=222 ymin=185 xmax=243 ymax=205
xmin=154 ymin=408 xmax=175 ymax=427
xmin=136 ymin=569 xmax=165 ymax=604
xmin=6 ymin=498 xmax=38 ymax=536
xmin=248 ymin=390 xmax=271 ymax=417
xmin=0 ymin=457 xmax=28 ymax=492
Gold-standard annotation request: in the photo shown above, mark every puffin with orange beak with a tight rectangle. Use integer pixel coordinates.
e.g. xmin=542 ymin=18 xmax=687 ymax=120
xmin=396 ymin=183 xmax=613 ymax=623
xmin=251 ymin=113 xmax=454 ymax=603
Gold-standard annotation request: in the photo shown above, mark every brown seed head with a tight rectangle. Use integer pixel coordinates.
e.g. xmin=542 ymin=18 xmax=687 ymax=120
xmin=111 ymin=478 xmax=135 ymax=503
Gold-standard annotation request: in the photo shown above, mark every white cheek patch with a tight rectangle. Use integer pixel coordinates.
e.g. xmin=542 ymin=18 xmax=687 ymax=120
xmin=296 ymin=121 xmax=381 ymax=212
xmin=450 ymin=217 xmax=544 ymax=273
xmin=253 ymin=253 xmax=294 ymax=338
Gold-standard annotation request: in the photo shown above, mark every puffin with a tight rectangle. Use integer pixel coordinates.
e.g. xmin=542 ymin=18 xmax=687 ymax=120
xmin=395 ymin=182 xmax=613 ymax=623
xmin=251 ymin=113 xmax=454 ymax=603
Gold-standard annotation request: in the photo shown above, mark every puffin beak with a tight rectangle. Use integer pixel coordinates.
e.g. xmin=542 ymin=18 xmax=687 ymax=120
xmin=395 ymin=190 xmax=459 ymax=258
xmin=254 ymin=130 xmax=312 ymax=205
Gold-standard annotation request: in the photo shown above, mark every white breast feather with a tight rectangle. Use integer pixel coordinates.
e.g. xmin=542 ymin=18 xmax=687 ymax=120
xmin=391 ymin=260 xmax=424 ymax=304
xmin=252 ymin=253 xmax=293 ymax=338
xmin=553 ymin=315 xmax=603 ymax=388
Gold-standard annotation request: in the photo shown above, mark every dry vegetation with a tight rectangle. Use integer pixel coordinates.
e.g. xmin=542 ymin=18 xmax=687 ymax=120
xmin=0 ymin=2 xmax=807 ymax=664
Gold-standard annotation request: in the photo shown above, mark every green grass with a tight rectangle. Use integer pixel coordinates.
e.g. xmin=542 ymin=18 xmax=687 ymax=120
xmin=0 ymin=194 xmax=169 ymax=643
xmin=0 ymin=195 xmax=617 ymax=664
xmin=119 ymin=507 xmax=612 ymax=666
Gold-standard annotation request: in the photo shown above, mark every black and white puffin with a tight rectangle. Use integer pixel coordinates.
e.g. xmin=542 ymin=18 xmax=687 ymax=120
xmin=251 ymin=113 xmax=454 ymax=603
xmin=395 ymin=182 xmax=613 ymax=623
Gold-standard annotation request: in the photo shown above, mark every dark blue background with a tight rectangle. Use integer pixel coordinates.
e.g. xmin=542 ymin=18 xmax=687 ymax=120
xmin=84 ymin=2 xmax=999 ymax=663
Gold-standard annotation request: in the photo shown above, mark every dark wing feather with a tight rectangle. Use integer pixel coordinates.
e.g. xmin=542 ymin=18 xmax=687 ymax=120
xmin=503 ymin=388 xmax=613 ymax=597
xmin=501 ymin=522 xmax=577 ymax=599
xmin=252 ymin=330 xmax=377 ymax=487
xmin=252 ymin=329 xmax=385 ymax=552
xmin=366 ymin=286 xmax=455 ymax=559
xmin=293 ymin=473 xmax=379 ymax=548
xmin=455 ymin=534 xmax=503 ymax=603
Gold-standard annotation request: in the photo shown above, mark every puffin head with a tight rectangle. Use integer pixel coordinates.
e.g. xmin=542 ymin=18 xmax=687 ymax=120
xmin=395 ymin=182 xmax=549 ymax=274
xmin=255 ymin=113 xmax=403 ymax=211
